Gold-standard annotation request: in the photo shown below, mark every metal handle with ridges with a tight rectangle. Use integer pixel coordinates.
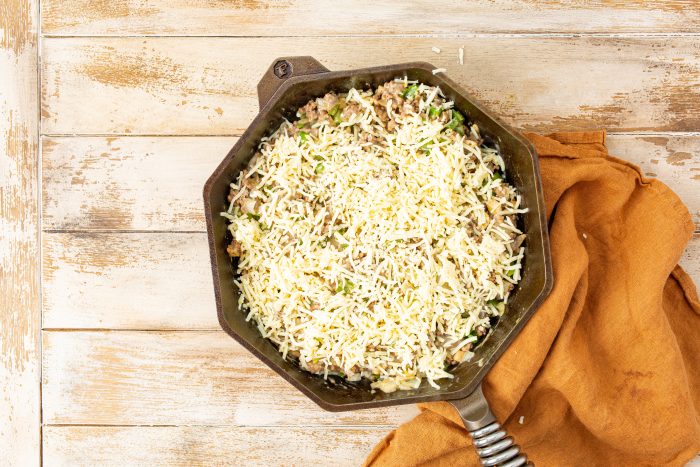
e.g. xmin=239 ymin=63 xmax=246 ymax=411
xmin=470 ymin=421 xmax=528 ymax=466
xmin=449 ymin=385 xmax=531 ymax=466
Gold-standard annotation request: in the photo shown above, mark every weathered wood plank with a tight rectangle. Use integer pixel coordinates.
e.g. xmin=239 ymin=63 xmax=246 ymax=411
xmin=40 ymin=0 xmax=700 ymax=36
xmin=42 ymin=136 xmax=235 ymax=231
xmin=42 ymin=330 xmax=419 ymax=426
xmin=43 ymin=425 xmax=385 ymax=467
xmin=42 ymin=232 xmax=700 ymax=330
xmin=0 ymin=0 xmax=41 ymax=464
xmin=42 ymin=135 xmax=700 ymax=232
xmin=41 ymin=37 xmax=700 ymax=135
xmin=42 ymin=232 xmax=218 ymax=329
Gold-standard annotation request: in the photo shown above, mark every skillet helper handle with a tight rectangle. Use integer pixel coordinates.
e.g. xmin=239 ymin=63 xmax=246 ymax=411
xmin=256 ymin=56 xmax=330 ymax=110
xmin=449 ymin=385 xmax=531 ymax=466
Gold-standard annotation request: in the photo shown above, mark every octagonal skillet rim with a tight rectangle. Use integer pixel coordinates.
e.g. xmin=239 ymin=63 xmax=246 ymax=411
xmin=203 ymin=57 xmax=553 ymax=412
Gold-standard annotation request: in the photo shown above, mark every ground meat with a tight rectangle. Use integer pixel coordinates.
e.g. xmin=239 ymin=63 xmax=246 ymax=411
xmin=342 ymin=102 xmax=362 ymax=120
xmin=321 ymin=92 xmax=338 ymax=110
xmin=375 ymin=81 xmax=405 ymax=105
xmin=494 ymin=185 xmax=509 ymax=197
xmin=242 ymin=175 xmax=260 ymax=191
xmin=239 ymin=196 xmax=258 ymax=214
xmin=402 ymin=101 xmax=418 ymax=116
xmin=227 ymin=240 xmax=241 ymax=257
xmin=227 ymin=187 xmax=238 ymax=203
xmin=450 ymin=343 xmax=473 ymax=364
xmin=299 ymin=100 xmax=318 ymax=121
xmin=305 ymin=360 xmax=324 ymax=373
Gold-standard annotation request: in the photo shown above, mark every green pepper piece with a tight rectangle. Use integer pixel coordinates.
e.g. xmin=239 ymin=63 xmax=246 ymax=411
xmin=299 ymin=131 xmax=308 ymax=142
xmin=295 ymin=118 xmax=308 ymax=128
xmin=313 ymin=155 xmax=324 ymax=161
xmin=402 ymin=84 xmax=419 ymax=100
xmin=452 ymin=110 xmax=465 ymax=122
xmin=314 ymin=163 xmax=325 ymax=174
xmin=246 ymin=213 xmax=260 ymax=221
xmin=445 ymin=119 xmax=459 ymax=131
xmin=333 ymin=113 xmax=343 ymax=125
xmin=492 ymin=172 xmax=504 ymax=181
xmin=328 ymin=104 xmax=341 ymax=117
xmin=344 ymin=280 xmax=355 ymax=294
xmin=428 ymin=105 xmax=441 ymax=118
xmin=506 ymin=269 xmax=516 ymax=278
xmin=487 ymin=299 xmax=501 ymax=307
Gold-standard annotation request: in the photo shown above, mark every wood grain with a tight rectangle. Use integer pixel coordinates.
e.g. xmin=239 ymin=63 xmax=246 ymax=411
xmin=42 ymin=330 xmax=418 ymax=426
xmin=39 ymin=0 xmax=700 ymax=36
xmin=41 ymin=37 xmax=700 ymax=135
xmin=42 ymin=136 xmax=235 ymax=231
xmin=42 ymin=135 xmax=700 ymax=232
xmin=42 ymin=232 xmax=218 ymax=330
xmin=0 ymin=0 xmax=41 ymax=464
xmin=33 ymin=3 xmax=700 ymax=465
xmin=43 ymin=425 xmax=387 ymax=467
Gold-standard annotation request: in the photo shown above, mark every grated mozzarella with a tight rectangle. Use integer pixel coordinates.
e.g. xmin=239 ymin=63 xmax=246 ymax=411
xmin=222 ymin=82 xmax=526 ymax=392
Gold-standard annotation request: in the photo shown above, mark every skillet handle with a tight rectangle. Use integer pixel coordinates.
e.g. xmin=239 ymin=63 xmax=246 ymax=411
xmin=449 ymin=385 xmax=530 ymax=466
xmin=256 ymin=56 xmax=330 ymax=110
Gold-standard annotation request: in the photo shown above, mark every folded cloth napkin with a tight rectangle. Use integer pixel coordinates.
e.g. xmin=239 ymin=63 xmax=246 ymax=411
xmin=364 ymin=131 xmax=700 ymax=466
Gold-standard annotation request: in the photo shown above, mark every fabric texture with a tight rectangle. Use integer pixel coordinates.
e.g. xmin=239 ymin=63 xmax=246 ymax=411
xmin=364 ymin=131 xmax=700 ymax=467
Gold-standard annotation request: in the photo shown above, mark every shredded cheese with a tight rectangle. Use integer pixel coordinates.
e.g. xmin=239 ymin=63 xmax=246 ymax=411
xmin=222 ymin=81 xmax=526 ymax=392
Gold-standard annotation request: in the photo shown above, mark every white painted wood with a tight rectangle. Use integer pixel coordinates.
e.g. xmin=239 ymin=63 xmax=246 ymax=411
xmin=0 ymin=0 xmax=41 ymax=464
xmin=39 ymin=0 xmax=700 ymax=36
xmin=34 ymin=4 xmax=700 ymax=465
xmin=42 ymin=232 xmax=218 ymax=330
xmin=43 ymin=425 xmax=387 ymax=467
xmin=41 ymin=330 xmax=419 ymax=426
xmin=41 ymin=37 xmax=700 ymax=135
xmin=42 ymin=136 xmax=235 ymax=231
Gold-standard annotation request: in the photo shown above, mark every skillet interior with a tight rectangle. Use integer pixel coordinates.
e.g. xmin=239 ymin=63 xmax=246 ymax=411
xmin=203 ymin=60 xmax=552 ymax=411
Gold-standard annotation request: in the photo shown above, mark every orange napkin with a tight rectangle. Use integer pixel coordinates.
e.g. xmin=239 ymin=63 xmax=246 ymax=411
xmin=365 ymin=131 xmax=700 ymax=466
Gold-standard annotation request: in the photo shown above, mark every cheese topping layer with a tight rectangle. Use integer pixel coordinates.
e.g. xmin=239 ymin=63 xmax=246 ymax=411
xmin=222 ymin=80 xmax=526 ymax=393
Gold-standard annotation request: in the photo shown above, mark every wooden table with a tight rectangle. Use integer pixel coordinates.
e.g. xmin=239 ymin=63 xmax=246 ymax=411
xmin=3 ymin=1 xmax=699 ymax=465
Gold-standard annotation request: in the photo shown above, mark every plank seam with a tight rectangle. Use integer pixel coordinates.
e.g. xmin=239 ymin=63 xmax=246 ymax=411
xmin=38 ymin=33 xmax=700 ymax=39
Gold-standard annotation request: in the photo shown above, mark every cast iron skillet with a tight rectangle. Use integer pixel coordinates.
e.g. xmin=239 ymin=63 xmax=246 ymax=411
xmin=204 ymin=57 xmax=553 ymax=466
